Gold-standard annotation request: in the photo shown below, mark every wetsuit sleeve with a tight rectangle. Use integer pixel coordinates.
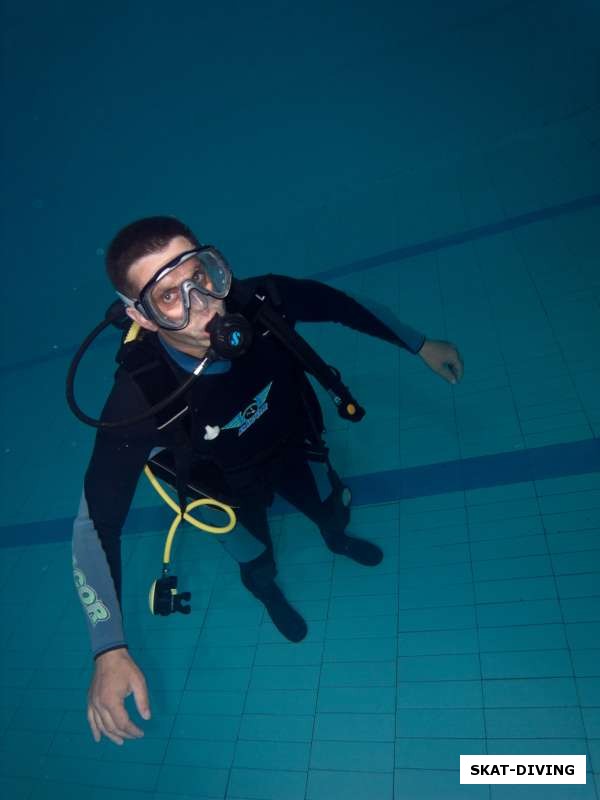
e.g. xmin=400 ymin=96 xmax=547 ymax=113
xmin=269 ymin=274 xmax=426 ymax=354
xmin=72 ymin=369 xmax=154 ymax=660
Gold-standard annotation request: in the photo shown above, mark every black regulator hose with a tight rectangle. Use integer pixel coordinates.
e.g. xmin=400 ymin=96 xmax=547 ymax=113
xmin=65 ymin=301 xmax=212 ymax=429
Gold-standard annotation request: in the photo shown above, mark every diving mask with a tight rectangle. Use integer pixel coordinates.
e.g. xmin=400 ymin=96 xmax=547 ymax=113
xmin=118 ymin=246 xmax=232 ymax=330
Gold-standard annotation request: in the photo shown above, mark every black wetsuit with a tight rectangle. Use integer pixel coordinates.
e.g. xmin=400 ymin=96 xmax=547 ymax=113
xmin=72 ymin=275 xmax=425 ymax=658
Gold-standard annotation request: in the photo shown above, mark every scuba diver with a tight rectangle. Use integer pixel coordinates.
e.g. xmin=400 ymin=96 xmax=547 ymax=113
xmin=70 ymin=216 xmax=464 ymax=745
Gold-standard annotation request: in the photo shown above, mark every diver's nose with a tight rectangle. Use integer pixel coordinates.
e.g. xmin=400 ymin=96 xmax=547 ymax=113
xmin=188 ymin=288 xmax=211 ymax=312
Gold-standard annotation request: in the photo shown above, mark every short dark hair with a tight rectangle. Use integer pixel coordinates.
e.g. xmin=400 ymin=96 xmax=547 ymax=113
xmin=106 ymin=216 xmax=200 ymax=296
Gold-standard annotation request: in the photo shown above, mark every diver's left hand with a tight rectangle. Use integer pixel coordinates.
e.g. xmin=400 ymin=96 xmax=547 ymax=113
xmin=418 ymin=339 xmax=464 ymax=385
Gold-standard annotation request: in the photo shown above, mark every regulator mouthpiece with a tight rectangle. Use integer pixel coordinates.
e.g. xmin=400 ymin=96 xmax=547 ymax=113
xmin=206 ymin=312 xmax=253 ymax=359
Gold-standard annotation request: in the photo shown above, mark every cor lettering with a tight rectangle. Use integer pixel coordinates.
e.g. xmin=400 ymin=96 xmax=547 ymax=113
xmin=73 ymin=567 xmax=111 ymax=626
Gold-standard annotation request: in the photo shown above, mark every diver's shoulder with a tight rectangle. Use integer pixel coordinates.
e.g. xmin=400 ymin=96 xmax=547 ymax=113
xmin=102 ymin=366 xmax=145 ymax=409
xmin=95 ymin=371 xmax=158 ymax=443
xmin=235 ymin=273 xmax=307 ymax=303
xmin=234 ymin=273 xmax=276 ymax=290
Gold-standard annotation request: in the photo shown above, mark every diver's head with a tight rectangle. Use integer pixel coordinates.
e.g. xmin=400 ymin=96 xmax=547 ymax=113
xmin=106 ymin=217 xmax=230 ymax=353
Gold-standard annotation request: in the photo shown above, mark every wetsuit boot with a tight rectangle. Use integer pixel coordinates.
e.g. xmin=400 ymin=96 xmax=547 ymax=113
xmin=240 ymin=550 xmax=308 ymax=642
xmin=321 ymin=530 xmax=383 ymax=566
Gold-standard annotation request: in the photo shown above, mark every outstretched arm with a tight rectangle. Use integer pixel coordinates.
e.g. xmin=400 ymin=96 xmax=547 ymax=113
xmin=269 ymin=275 xmax=464 ymax=383
xmin=351 ymin=291 xmax=463 ymax=382
xmin=271 ymin=275 xmax=426 ymax=353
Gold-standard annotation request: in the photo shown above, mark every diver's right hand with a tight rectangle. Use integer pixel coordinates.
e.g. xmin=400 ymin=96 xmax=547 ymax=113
xmin=87 ymin=648 xmax=151 ymax=745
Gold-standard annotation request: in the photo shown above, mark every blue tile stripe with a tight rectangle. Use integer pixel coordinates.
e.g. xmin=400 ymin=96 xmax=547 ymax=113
xmin=2 ymin=192 xmax=598 ymax=376
xmin=338 ymin=437 xmax=600 ymax=507
xmin=2 ymin=437 xmax=597 ymax=548
xmin=311 ymin=192 xmax=600 ymax=282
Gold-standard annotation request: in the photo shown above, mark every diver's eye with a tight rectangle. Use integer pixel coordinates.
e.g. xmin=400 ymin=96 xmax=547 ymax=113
xmin=193 ymin=269 xmax=214 ymax=292
xmin=161 ymin=291 xmax=176 ymax=305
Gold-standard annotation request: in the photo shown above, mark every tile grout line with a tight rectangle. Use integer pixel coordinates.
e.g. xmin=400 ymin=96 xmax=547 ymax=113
xmin=441 ymin=226 xmax=492 ymax=798
xmin=303 ymin=523 xmax=335 ymax=800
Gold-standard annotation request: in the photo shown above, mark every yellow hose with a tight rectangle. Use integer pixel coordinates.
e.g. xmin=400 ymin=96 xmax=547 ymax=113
xmin=143 ymin=462 xmax=236 ymax=565
xmin=124 ymin=321 xmax=141 ymax=343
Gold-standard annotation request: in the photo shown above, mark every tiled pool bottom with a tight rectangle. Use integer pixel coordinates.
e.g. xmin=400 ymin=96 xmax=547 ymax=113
xmin=0 ymin=473 xmax=599 ymax=800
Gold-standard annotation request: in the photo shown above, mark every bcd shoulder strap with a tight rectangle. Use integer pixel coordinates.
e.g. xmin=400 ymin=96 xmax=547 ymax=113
xmin=116 ymin=331 xmax=190 ymax=431
xmin=246 ymin=276 xmax=365 ymax=424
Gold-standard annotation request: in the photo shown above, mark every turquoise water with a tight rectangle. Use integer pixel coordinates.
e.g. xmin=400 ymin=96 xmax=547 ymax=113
xmin=1 ymin=1 xmax=600 ymax=798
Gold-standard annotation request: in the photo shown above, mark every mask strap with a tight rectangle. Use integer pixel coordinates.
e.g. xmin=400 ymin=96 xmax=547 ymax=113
xmin=116 ymin=291 xmax=135 ymax=307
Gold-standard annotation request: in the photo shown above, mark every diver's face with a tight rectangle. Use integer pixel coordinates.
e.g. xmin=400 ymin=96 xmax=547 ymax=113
xmin=127 ymin=235 xmax=225 ymax=348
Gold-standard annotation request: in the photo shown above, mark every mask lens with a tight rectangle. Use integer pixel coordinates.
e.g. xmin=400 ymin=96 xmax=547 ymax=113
xmin=194 ymin=248 xmax=231 ymax=297
xmin=144 ymin=248 xmax=232 ymax=329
